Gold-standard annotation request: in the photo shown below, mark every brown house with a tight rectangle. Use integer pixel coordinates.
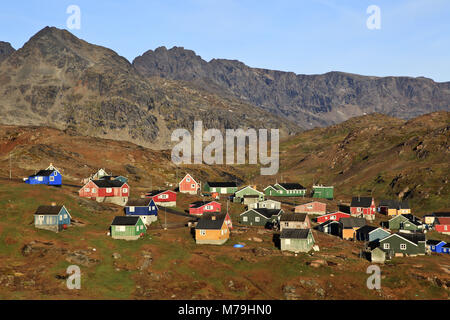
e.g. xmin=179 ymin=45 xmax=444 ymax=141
xmin=195 ymin=213 xmax=230 ymax=245
xmin=294 ymin=201 xmax=326 ymax=215
xmin=279 ymin=213 xmax=311 ymax=231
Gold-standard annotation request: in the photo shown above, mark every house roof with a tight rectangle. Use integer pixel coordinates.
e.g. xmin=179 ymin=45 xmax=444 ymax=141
xmin=426 ymin=240 xmax=446 ymax=246
xmin=126 ymin=198 xmax=152 ymax=207
xmin=436 ymin=217 xmax=450 ymax=225
xmin=190 ymin=201 xmax=217 ymax=209
xmin=145 ymin=189 xmax=172 ymax=197
xmin=393 ymin=232 xmax=426 ymax=244
xmin=34 ymin=205 xmax=64 ymax=215
xmin=394 ymin=214 xmax=422 ymax=226
xmin=206 ymin=182 xmax=237 ymax=188
xmin=433 ymin=212 xmax=450 ymax=217
xmin=379 ymin=199 xmax=410 ymax=210
xmin=338 ymin=205 xmax=351 ymax=214
xmin=32 ymin=170 xmax=56 ymax=177
xmin=340 ymin=217 xmax=366 ymax=229
xmin=350 ymin=197 xmax=373 ymax=208
xmin=277 ymin=183 xmax=305 ymax=190
xmin=111 ymin=216 xmax=140 ymax=226
xmin=253 ymin=208 xmax=282 ymax=218
xmin=92 ymin=180 xmax=125 ymax=188
xmin=280 ymin=228 xmax=311 ymax=239
xmin=356 ymin=225 xmax=378 ymax=234
xmin=280 ymin=213 xmax=308 ymax=222
xmin=443 ymin=243 xmax=450 ymax=248
xmin=195 ymin=213 xmax=227 ymax=230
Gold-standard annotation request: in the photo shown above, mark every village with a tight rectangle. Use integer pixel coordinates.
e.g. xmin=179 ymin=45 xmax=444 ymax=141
xmin=26 ymin=163 xmax=450 ymax=265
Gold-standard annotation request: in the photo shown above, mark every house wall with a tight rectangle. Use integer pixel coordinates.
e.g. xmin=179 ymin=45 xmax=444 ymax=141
xmin=195 ymin=223 xmax=229 ymax=244
xmin=294 ymin=202 xmax=326 ymax=215
xmin=312 ymin=187 xmax=334 ymax=200
xmin=280 ymin=220 xmax=310 ymax=231
xmin=380 ymin=236 xmax=425 ymax=256
xmin=281 ymin=233 xmax=314 ymax=252
xmin=239 ymin=211 xmax=270 ymax=226
xmin=317 ymin=212 xmax=350 ymax=223
xmin=150 ymin=191 xmax=177 ymax=207
xmin=435 ymin=224 xmax=450 ymax=234
xmin=111 ymin=221 xmax=145 ymax=240
xmin=342 ymin=228 xmax=357 ymax=240
xmin=235 ymin=188 xmax=264 ymax=200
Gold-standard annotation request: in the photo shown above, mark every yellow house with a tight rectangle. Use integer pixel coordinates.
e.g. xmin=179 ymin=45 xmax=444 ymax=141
xmin=195 ymin=213 xmax=230 ymax=245
xmin=379 ymin=200 xmax=411 ymax=216
xmin=340 ymin=217 xmax=366 ymax=240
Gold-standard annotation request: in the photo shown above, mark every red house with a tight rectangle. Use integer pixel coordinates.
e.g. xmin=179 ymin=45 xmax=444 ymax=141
xmin=435 ymin=217 xmax=450 ymax=234
xmin=350 ymin=197 xmax=376 ymax=221
xmin=179 ymin=174 xmax=200 ymax=195
xmin=79 ymin=180 xmax=129 ymax=206
xmin=294 ymin=201 xmax=326 ymax=215
xmin=144 ymin=190 xmax=177 ymax=207
xmin=316 ymin=211 xmax=351 ymax=224
xmin=189 ymin=201 xmax=221 ymax=216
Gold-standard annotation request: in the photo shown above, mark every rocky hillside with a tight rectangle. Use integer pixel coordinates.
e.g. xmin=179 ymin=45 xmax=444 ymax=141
xmin=0 ymin=41 xmax=15 ymax=63
xmin=133 ymin=46 xmax=450 ymax=129
xmin=0 ymin=27 xmax=297 ymax=149
xmin=250 ymin=111 xmax=450 ymax=214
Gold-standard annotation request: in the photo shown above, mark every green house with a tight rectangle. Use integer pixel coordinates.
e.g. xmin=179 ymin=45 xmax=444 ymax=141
xmin=110 ymin=216 xmax=146 ymax=240
xmin=312 ymin=185 xmax=334 ymax=200
xmin=264 ymin=183 xmax=306 ymax=197
xmin=234 ymin=186 xmax=264 ymax=203
xmin=239 ymin=208 xmax=283 ymax=227
xmin=387 ymin=214 xmax=423 ymax=232
xmin=204 ymin=182 xmax=238 ymax=194
xmin=280 ymin=229 xmax=315 ymax=253
xmin=379 ymin=233 xmax=426 ymax=257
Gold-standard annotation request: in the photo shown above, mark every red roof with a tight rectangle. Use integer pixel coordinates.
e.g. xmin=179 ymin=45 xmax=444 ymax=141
xmin=437 ymin=217 xmax=450 ymax=225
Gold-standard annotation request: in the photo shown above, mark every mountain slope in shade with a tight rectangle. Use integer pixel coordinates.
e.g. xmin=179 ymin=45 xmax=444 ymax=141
xmin=0 ymin=41 xmax=15 ymax=63
xmin=133 ymin=46 xmax=450 ymax=129
xmin=0 ymin=27 xmax=298 ymax=149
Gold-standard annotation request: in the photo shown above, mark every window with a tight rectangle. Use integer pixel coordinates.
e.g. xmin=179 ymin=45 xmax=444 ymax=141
xmin=186 ymin=178 xmax=190 ymax=182
xmin=200 ymin=230 xmax=206 ymax=236
xmin=64 ymin=214 xmax=68 ymax=219
xmin=140 ymin=225 xmax=144 ymax=230
xmin=159 ymin=194 xmax=168 ymax=199
xmin=445 ymin=226 xmax=448 ymax=231
xmin=136 ymin=226 xmax=139 ymax=232
xmin=243 ymin=217 xmax=248 ymax=222
xmin=129 ymin=206 xmax=135 ymax=213
xmin=307 ymin=205 xmax=313 ymax=209
xmin=221 ymin=229 xmax=224 ymax=235
xmin=85 ymin=188 xmax=90 ymax=192
xmin=285 ymin=222 xmax=289 ymax=227
xmin=92 ymin=188 xmax=96 ymax=193
xmin=205 ymin=205 xmax=213 ymax=210
xmin=151 ymin=206 xmax=156 ymax=211
xmin=285 ymin=239 xmax=291 ymax=245
xmin=432 ymin=246 xmax=435 ymax=250
xmin=38 ymin=177 xmax=43 ymax=182
xmin=50 ymin=176 xmax=55 ymax=182
xmin=400 ymin=244 xmax=407 ymax=250
xmin=60 ymin=215 xmax=62 ymax=221
xmin=191 ymin=184 xmax=196 ymax=188
xmin=331 ymin=215 xmax=336 ymax=220
xmin=211 ymin=188 xmax=216 ymax=192
xmin=106 ymin=188 xmax=112 ymax=193
xmin=123 ymin=188 xmax=128 ymax=193
xmin=383 ymin=243 xmax=390 ymax=249
xmin=255 ymin=217 xmax=260 ymax=222
xmin=116 ymin=226 xmax=125 ymax=232
xmin=357 ymin=207 xmax=361 ymax=212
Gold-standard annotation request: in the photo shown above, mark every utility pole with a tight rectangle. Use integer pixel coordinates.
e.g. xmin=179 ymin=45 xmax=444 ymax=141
xmin=164 ymin=207 xmax=167 ymax=231
xmin=9 ymin=152 xmax=12 ymax=180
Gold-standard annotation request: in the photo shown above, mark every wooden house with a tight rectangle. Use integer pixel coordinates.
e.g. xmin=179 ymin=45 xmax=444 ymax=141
xmin=355 ymin=225 xmax=378 ymax=241
xmin=110 ymin=216 xmax=146 ymax=240
xmin=204 ymin=182 xmax=238 ymax=194
xmin=350 ymin=196 xmax=376 ymax=221
xmin=378 ymin=200 xmax=411 ymax=216
xmin=387 ymin=214 xmax=423 ymax=232
xmin=189 ymin=201 xmax=221 ymax=216
xmin=316 ymin=211 xmax=350 ymax=224
xmin=370 ymin=247 xmax=386 ymax=264
xmin=280 ymin=229 xmax=315 ymax=253
xmin=378 ymin=232 xmax=426 ymax=257
xmin=179 ymin=174 xmax=200 ymax=194
xmin=125 ymin=198 xmax=158 ymax=225
xmin=34 ymin=204 xmax=71 ymax=233
xmin=24 ymin=164 xmax=62 ymax=186
xmin=434 ymin=217 xmax=450 ymax=235
xmin=242 ymin=194 xmax=260 ymax=206
xmin=426 ymin=240 xmax=447 ymax=253
xmin=144 ymin=190 xmax=177 ymax=207
xmin=423 ymin=212 xmax=450 ymax=226
xmin=294 ymin=201 xmax=326 ymax=215
xmin=264 ymin=183 xmax=306 ymax=197
xmin=317 ymin=220 xmax=341 ymax=237
xmin=356 ymin=226 xmax=391 ymax=242
xmin=234 ymin=186 xmax=264 ymax=203
xmin=195 ymin=213 xmax=230 ymax=245
xmin=311 ymin=185 xmax=334 ymax=200
xmin=239 ymin=208 xmax=283 ymax=227
xmin=340 ymin=217 xmax=366 ymax=240
xmin=279 ymin=213 xmax=311 ymax=231
xmin=79 ymin=179 xmax=129 ymax=206
xmin=248 ymin=199 xmax=281 ymax=210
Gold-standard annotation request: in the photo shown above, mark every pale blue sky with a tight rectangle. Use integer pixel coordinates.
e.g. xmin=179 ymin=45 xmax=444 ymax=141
xmin=1 ymin=0 xmax=449 ymax=81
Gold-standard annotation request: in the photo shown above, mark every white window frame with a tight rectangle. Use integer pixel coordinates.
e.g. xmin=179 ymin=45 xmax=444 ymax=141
xmin=186 ymin=178 xmax=191 ymax=182
xmin=85 ymin=188 xmax=90 ymax=192
xmin=243 ymin=216 xmax=248 ymax=222
xmin=129 ymin=206 xmax=135 ymax=213
xmin=200 ymin=230 xmax=206 ymax=236
xmin=255 ymin=217 xmax=260 ymax=223
xmin=205 ymin=205 xmax=213 ymax=210
xmin=106 ymin=188 xmax=112 ymax=193
xmin=285 ymin=239 xmax=291 ymax=245
xmin=159 ymin=194 xmax=169 ymax=199
xmin=38 ymin=177 xmax=43 ymax=182
xmin=400 ymin=244 xmax=407 ymax=250
xmin=92 ymin=188 xmax=96 ymax=193
xmin=50 ymin=176 xmax=55 ymax=182
xmin=383 ymin=243 xmax=390 ymax=249
xmin=122 ymin=188 xmax=128 ymax=193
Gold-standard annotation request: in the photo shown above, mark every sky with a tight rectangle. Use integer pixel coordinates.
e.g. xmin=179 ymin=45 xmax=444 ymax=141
xmin=0 ymin=0 xmax=449 ymax=82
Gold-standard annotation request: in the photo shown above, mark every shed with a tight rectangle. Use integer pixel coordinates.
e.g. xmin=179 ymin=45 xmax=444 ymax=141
xmin=280 ymin=229 xmax=315 ymax=253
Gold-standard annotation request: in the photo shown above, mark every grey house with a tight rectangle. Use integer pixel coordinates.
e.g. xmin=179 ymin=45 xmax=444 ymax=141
xmin=280 ymin=229 xmax=315 ymax=253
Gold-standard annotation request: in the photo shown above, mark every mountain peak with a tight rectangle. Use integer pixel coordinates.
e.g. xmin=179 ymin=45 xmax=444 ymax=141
xmin=0 ymin=41 xmax=15 ymax=63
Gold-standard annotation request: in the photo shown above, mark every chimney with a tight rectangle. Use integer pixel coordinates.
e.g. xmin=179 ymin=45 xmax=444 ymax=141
xmin=51 ymin=202 xmax=56 ymax=207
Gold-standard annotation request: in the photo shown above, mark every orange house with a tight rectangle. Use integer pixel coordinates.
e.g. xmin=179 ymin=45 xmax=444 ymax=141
xmin=195 ymin=213 xmax=230 ymax=245
xmin=340 ymin=217 xmax=366 ymax=240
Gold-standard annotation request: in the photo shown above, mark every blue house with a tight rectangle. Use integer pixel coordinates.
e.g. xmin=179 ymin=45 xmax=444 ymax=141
xmin=125 ymin=198 xmax=158 ymax=226
xmin=443 ymin=243 xmax=450 ymax=254
xmin=427 ymin=240 xmax=447 ymax=253
xmin=24 ymin=164 xmax=62 ymax=186
xmin=34 ymin=204 xmax=71 ymax=232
